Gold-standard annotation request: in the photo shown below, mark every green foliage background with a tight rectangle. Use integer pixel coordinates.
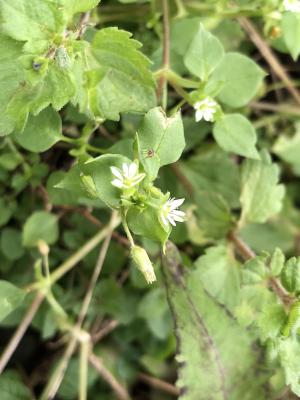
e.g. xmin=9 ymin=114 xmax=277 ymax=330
xmin=1 ymin=0 xmax=300 ymax=399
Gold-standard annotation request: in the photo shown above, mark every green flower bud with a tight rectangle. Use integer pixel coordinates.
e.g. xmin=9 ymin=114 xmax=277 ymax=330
xmin=281 ymin=257 xmax=300 ymax=294
xmin=131 ymin=246 xmax=156 ymax=284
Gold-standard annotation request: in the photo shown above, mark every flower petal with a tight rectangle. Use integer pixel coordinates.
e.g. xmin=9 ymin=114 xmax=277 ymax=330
xmin=110 ymin=166 xmax=123 ymax=180
xmin=172 ymin=210 xmax=185 ymax=217
xmin=195 ymin=110 xmax=203 ymax=122
xmin=128 ymin=162 xmax=138 ymax=178
xmin=122 ymin=163 xmax=129 ymax=178
xmin=161 ymin=214 xmax=168 ymax=225
xmin=170 ymin=198 xmax=185 ymax=209
xmin=111 ymin=179 xmax=124 ymax=188
xmin=167 ymin=215 xmax=176 ymax=226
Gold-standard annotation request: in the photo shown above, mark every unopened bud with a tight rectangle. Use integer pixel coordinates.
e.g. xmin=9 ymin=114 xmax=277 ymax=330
xmin=38 ymin=240 xmax=49 ymax=256
xmin=131 ymin=246 xmax=156 ymax=284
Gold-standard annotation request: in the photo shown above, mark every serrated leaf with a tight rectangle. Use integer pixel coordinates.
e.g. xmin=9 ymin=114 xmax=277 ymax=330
xmin=184 ymin=23 xmax=224 ymax=80
xmin=278 ymin=337 xmax=300 ymax=396
xmin=88 ymin=27 xmax=156 ymax=120
xmin=62 ymin=0 xmax=100 ymax=18
xmin=194 ymin=191 xmax=234 ymax=240
xmin=0 ymin=281 xmax=25 ymax=322
xmin=137 ymin=107 xmax=185 ymax=180
xmin=13 ymin=107 xmax=62 ymax=152
xmin=210 ymin=52 xmax=265 ymax=107
xmin=282 ymin=12 xmax=300 ymax=61
xmin=163 ymin=242 xmax=268 ymax=400
xmin=257 ymin=304 xmax=286 ymax=341
xmin=213 ymin=114 xmax=259 ymax=159
xmin=0 ymin=0 xmax=65 ymax=42
xmin=23 ymin=211 xmax=59 ymax=247
xmin=194 ymin=245 xmax=241 ymax=312
xmin=240 ymin=150 xmax=285 ymax=225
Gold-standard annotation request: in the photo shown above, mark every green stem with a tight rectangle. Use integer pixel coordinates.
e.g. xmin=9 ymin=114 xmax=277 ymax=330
xmin=26 ymin=215 xmax=121 ymax=292
xmin=79 ymin=340 xmax=90 ymax=400
xmin=121 ymin=209 xmax=135 ymax=248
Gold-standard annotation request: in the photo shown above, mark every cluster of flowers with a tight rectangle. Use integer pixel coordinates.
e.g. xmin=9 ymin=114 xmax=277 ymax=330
xmin=111 ymin=162 xmax=185 ymax=227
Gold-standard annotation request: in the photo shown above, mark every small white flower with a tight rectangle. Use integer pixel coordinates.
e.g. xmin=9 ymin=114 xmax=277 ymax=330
xmin=160 ymin=197 xmax=185 ymax=227
xmin=283 ymin=0 xmax=300 ymax=12
xmin=194 ymin=98 xmax=218 ymax=122
xmin=111 ymin=162 xmax=145 ymax=189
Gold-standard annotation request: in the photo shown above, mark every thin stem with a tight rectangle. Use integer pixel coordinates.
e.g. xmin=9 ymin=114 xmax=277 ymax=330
xmin=228 ymin=232 xmax=293 ymax=308
xmin=26 ymin=215 xmax=121 ymax=292
xmin=157 ymin=0 xmax=170 ymax=109
xmin=0 ymin=293 xmax=44 ymax=374
xmin=121 ymin=209 xmax=135 ymax=248
xmin=138 ymin=372 xmax=179 ymax=396
xmin=41 ymin=212 xmax=118 ymax=399
xmin=239 ymin=17 xmax=300 ymax=106
xmin=77 ymin=211 xmax=118 ymax=326
xmin=250 ymin=101 xmax=300 ymax=116
xmin=40 ymin=337 xmax=77 ymax=400
xmin=79 ymin=340 xmax=90 ymax=400
xmin=89 ymin=353 xmax=131 ymax=400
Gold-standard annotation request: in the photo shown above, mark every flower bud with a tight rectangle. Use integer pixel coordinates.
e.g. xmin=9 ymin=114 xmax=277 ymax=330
xmin=131 ymin=246 xmax=156 ymax=284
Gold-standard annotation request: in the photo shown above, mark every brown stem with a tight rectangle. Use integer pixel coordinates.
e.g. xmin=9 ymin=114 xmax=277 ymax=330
xmin=239 ymin=17 xmax=300 ymax=106
xmin=0 ymin=293 xmax=44 ymax=374
xmin=89 ymin=353 xmax=131 ymax=400
xmin=228 ymin=232 xmax=292 ymax=308
xmin=138 ymin=372 xmax=179 ymax=397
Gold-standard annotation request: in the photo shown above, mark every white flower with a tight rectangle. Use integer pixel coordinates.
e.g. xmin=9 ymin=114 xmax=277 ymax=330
xmin=160 ymin=197 xmax=185 ymax=227
xmin=194 ymin=98 xmax=218 ymax=122
xmin=111 ymin=162 xmax=145 ymax=189
xmin=283 ymin=0 xmax=300 ymax=12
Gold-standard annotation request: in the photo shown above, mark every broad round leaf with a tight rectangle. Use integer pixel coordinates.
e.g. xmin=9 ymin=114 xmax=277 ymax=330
xmin=23 ymin=211 xmax=59 ymax=247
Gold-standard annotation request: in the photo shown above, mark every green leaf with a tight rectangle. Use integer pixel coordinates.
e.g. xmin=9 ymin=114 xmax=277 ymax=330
xmin=240 ymin=150 xmax=285 ymax=225
xmin=0 ymin=281 xmax=25 ymax=322
xmin=84 ymin=154 xmax=131 ymax=208
xmin=87 ymin=27 xmax=156 ymax=120
xmin=278 ymin=337 xmax=300 ymax=396
xmin=270 ymin=248 xmax=285 ymax=277
xmin=213 ymin=114 xmax=259 ymax=159
xmin=0 ymin=370 xmax=32 ymax=400
xmin=138 ymin=288 xmax=171 ymax=339
xmin=281 ymin=257 xmax=300 ymax=294
xmin=210 ymin=52 xmax=265 ymax=107
xmin=62 ymin=0 xmax=99 ymax=19
xmin=0 ymin=228 xmax=24 ymax=261
xmin=23 ymin=211 xmax=59 ymax=247
xmin=127 ymin=205 xmax=171 ymax=245
xmin=13 ymin=107 xmax=62 ymax=152
xmin=163 ymin=242 xmax=268 ymax=400
xmin=181 ymin=147 xmax=240 ymax=207
xmin=194 ymin=245 xmax=241 ymax=312
xmin=0 ymin=0 xmax=65 ymax=42
xmin=257 ymin=304 xmax=286 ymax=341
xmin=195 ymin=191 xmax=234 ymax=240
xmin=137 ymin=107 xmax=185 ymax=180
xmin=184 ymin=24 xmax=224 ymax=80
xmin=282 ymin=12 xmax=300 ymax=60
xmin=55 ymin=164 xmax=99 ymax=201
xmin=273 ymin=131 xmax=300 ymax=176
xmin=0 ymin=34 xmax=25 ymax=136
